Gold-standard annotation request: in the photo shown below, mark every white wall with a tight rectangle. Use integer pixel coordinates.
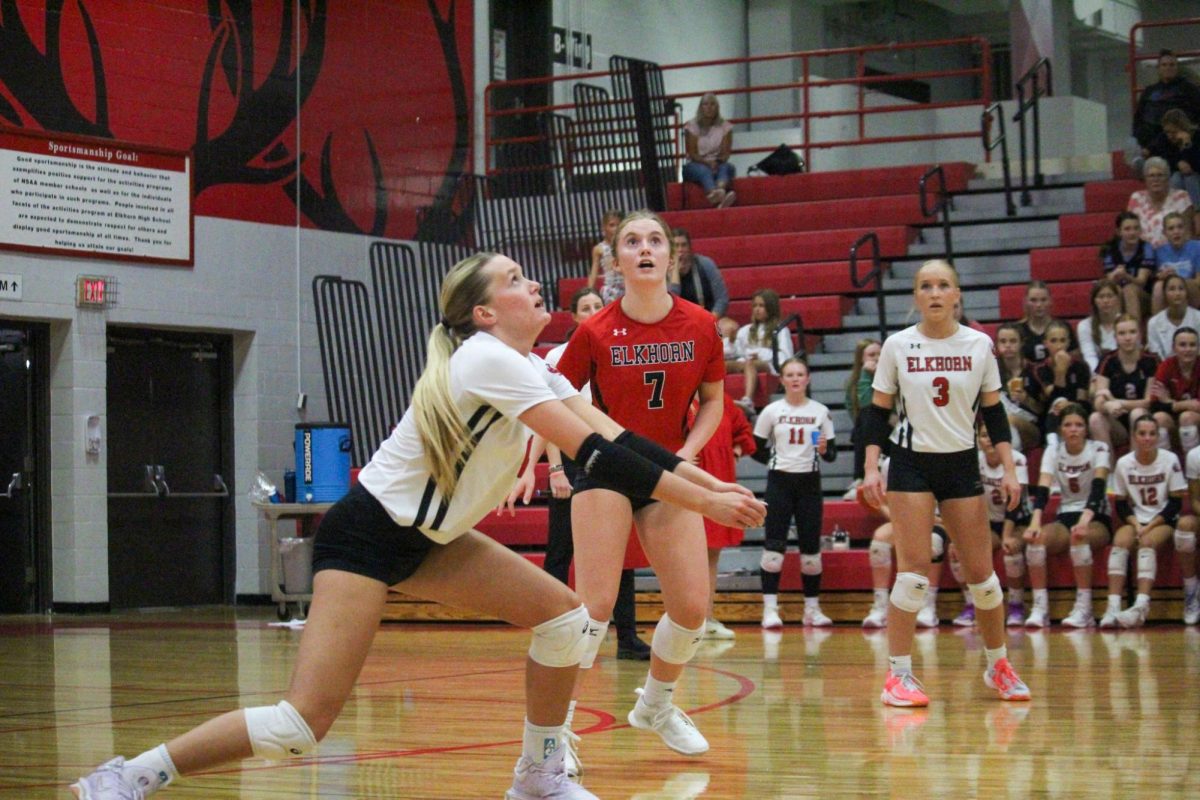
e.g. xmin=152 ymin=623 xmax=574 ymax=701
xmin=2 ymin=219 xmax=377 ymax=603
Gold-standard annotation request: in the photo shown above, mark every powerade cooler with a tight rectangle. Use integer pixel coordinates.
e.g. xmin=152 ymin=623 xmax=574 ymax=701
xmin=295 ymin=423 xmax=351 ymax=502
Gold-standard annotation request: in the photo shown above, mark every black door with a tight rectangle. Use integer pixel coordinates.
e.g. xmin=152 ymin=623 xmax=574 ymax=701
xmin=106 ymin=329 xmax=233 ymax=608
xmin=0 ymin=325 xmax=45 ymax=613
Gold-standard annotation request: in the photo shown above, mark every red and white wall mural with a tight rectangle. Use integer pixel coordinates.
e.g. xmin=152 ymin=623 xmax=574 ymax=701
xmin=0 ymin=0 xmax=473 ymax=239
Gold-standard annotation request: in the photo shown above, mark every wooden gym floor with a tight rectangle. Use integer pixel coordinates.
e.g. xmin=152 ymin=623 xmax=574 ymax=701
xmin=0 ymin=607 xmax=1196 ymax=799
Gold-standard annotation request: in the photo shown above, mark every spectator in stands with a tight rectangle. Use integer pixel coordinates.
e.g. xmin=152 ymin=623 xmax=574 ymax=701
xmin=669 ymin=228 xmax=729 ymax=318
xmin=1016 ymin=281 xmax=1079 ymax=362
xmin=843 ymin=338 xmax=881 ymax=499
xmin=587 ymin=209 xmax=624 ymax=304
xmin=731 ymin=289 xmax=793 ymax=412
xmin=1077 ymin=278 xmax=1124 ymax=371
xmin=1107 ymin=416 xmax=1194 ymax=628
xmin=511 ymin=287 xmax=651 ymax=663
xmin=1099 ymin=211 xmax=1156 ymax=318
xmin=1131 ymin=50 xmax=1200 ymax=174
xmin=995 ymin=323 xmax=1044 ymax=452
xmin=683 ymin=93 xmax=737 ymax=208
xmin=1148 ymin=326 xmax=1200 ymax=453
xmin=752 ymin=357 xmax=837 ymax=628
xmin=1025 ymin=404 xmax=1113 ymax=629
xmin=977 ymin=424 xmax=1033 ymax=627
xmin=861 ymin=454 xmax=947 ymax=629
xmin=718 ymin=316 xmax=739 ymax=362
xmin=1146 ymin=274 xmax=1200 ymax=359
xmin=696 ymin=392 xmax=757 ymax=640
xmin=1089 ymin=314 xmax=1157 ymax=452
xmin=1127 ymin=156 xmax=1194 ymax=248
xmin=954 ymin=299 xmax=985 ymax=332
xmin=1160 ymin=109 xmax=1200 ymax=215
xmin=1154 ymin=212 xmax=1200 ymax=305
xmin=1032 ymin=320 xmax=1091 ymax=450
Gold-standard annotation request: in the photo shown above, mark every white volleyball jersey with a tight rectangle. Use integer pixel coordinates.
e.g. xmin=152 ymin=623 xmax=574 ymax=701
xmin=1040 ymin=439 xmax=1111 ymax=514
xmin=873 ymin=324 xmax=1001 ymax=453
xmin=1113 ymin=449 xmax=1186 ymax=525
xmin=358 ymin=332 xmax=578 ymax=543
xmin=546 ymin=341 xmax=592 ymax=403
xmin=979 ymin=450 xmax=1029 ymax=523
xmin=1187 ymin=447 xmax=1200 ymax=482
xmin=754 ymin=397 xmax=834 ymax=473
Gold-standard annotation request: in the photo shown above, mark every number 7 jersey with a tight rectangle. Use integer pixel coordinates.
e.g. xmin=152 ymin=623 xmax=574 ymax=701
xmin=556 ymin=296 xmax=726 ymax=450
xmin=873 ymin=323 xmax=1001 ymax=453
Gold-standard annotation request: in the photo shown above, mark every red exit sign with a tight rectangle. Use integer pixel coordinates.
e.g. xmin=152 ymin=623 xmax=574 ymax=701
xmin=76 ymin=275 xmax=114 ymax=308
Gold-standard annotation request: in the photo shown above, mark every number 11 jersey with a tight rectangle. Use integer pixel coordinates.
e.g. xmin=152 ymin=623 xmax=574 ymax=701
xmin=873 ymin=323 xmax=1001 ymax=453
xmin=557 ymin=296 xmax=725 ymax=451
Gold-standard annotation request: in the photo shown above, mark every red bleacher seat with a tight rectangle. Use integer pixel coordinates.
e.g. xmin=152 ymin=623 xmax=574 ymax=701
xmin=476 ymin=506 xmax=548 ymax=546
xmin=1029 ymin=246 xmax=1104 ymax=282
xmin=1084 ymin=180 xmax=1140 ymax=213
xmin=1111 ymin=150 xmax=1138 ymax=181
xmin=695 ymin=226 xmax=915 ymax=268
xmin=663 ymin=195 xmax=929 ymax=238
xmin=726 ymin=295 xmax=852 ymax=328
xmin=557 ymin=276 xmax=589 ymax=309
xmin=999 ymin=280 xmax=1093 ymax=318
xmin=665 ymin=162 xmax=974 ymax=210
xmin=724 ymin=373 xmax=779 ymax=408
xmin=721 ymin=261 xmax=876 ymax=299
xmin=1058 ymin=213 xmax=1112 ymax=247
xmin=536 ymin=311 xmax=573 ymax=344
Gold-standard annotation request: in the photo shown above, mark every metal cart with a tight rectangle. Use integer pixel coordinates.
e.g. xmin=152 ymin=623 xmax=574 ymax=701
xmin=254 ymin=501 xmax=333 ymax=620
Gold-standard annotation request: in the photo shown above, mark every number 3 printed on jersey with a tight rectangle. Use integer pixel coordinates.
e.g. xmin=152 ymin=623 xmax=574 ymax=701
xmin=932 ymin=376 xmax=950 ymax=407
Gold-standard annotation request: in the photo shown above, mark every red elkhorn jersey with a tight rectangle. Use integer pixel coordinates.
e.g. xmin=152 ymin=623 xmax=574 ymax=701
xmin=557 ymin=296 xmax=726 ymax=450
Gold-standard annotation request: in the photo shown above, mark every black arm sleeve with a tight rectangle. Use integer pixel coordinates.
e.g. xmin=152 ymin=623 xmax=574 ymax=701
xmin=575 ymin=433 xmax=663 ymax=499
xmin=1032 ymin=484 xmax=1050 ymax=511
xmin=614 ymin=430 xmax=684 ymax=472
xmin=980 ymin=401 xmax=1012 ymax=445
xmin=1006 ymin=489 xmax=1033 ymax=526
xmin=751 ymin=435 xmax=771 ymax=465
xmin=1161 ymin=496 xmax=1182 ymax=526
xmin=1115 ymin=498 xmax=1134 ymax=523
xmin=1085 ymin=477 xmax=1109 ymax=516
xmin=821 ymin=437 xmax=838 ymax=463
xmin=861 ymin=403 xmax=892 ymax=450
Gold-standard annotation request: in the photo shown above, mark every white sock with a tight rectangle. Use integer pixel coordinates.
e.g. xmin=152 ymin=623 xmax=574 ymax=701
xmin=888 ymin=654 xmax=913 ymax=676
xmin=563 ymin=699 xmax=577 ymax=729
xmin=1107 ymin=593 xmax=1122 ymax=612
xmin=1186 ymin=576 xmax=1199 ymax=594
xmin=640 ymin=674 xmax=675 ymax=709
xmin=1135 ymin=593 xmax=1151 ymax=608
xmin=763 ymin=594 xmax=778 ymax=610
xmin=127 ymin=744 xmax=178 ymax=794
xmin=1032 ymin=588 xmax=1049 ymax=611
xmin=873 ymin=588 xmax=888 ymax=608
xmin=804 ymin=596 xmax=820 ymax=610
xmin=1077 ymin=588 xmax=1093 ymax=607
xmin=924 ymin=588 xmax=938 ymax=608
xmin=522 ymin=718 xmax=563 ymax=764
xmin=985 ymin=645 xmax=1008 ymax=669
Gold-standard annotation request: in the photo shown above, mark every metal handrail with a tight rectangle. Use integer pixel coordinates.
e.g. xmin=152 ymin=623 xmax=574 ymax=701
xmin=772 ymin=312 xmax=806 ymax=373
xmin=1128 ymin=18 xmax=1200 ymax=116
xmin=850 ymin=232 xmax=887 ymax=343
xmin=108 ymin=473 xmax=229 ymax=499
xmin=982 ymin=102 xmax=1016 ymax=217
xmin=919 ymin=165 xmax=954 ymax=264
xmin=1013 ymin=57 xmax=1052 ymax=203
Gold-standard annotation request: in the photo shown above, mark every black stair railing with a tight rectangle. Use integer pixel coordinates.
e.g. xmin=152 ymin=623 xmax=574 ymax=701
xmin=1013 ymin=57 xmax=1052 ymax=205
xmin=982 ymin=102 xmax=1017 ymax=217
xmin=850 ymin=232 xmax=887 ymax=343
xmin=919 ymin=164 xmax=954 ymax=264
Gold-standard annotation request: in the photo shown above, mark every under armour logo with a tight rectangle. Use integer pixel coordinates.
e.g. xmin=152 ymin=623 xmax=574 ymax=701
xmin=613 ymin=327 xmax=627 ymax=336
xmin=909 ymin=342 xmax=921 ymax=349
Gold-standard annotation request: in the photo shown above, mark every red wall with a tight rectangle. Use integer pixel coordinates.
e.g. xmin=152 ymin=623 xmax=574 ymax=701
xmin=0 ymin=0 xmax=473 ymax=239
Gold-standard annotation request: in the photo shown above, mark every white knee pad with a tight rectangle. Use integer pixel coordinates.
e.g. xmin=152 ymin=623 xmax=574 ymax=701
xmin=1003 ymin=552 xmax=1026 ymax=578
xmin=968 ymin=573 xmax=1004 ymax=611
xmin=651 ymin=614 xmax=705 ymax=665
xmin=528 ymin=604 xmax=590 ymax=668
xmin=800 ymin=553 xmax=822 ymax=575
xmin=869 ymin=539 xmax=893 ymax=568
xmin=1175 ymin=530 xmax=1197 ymax=553
xmin=1107 ymin=546 xmax=1129 ymax=576
xmin=1070 ymin=544 xmax=1093 ymax=567
xmin=930 ymin=526 xmax=947 ymax=563
xmin=1137 ymin=548 xmax=1157 ymax=582
xmin=244 ymin=700 xmax=317 ymax=760
xmin=1181 ymin=425 xmax=1200 ymax=451
xmin=889 ymin=571 xmax=928 ymax=613
xmin=1025 ymin=545 xmax=1047 ymax=568
xmin=1158 ymin=428 xmax=1172 ymax=450
xmin=949 ymin=557 xmax=965 ymax=584
xmin=577 ymin=616 xmax=610 ymax=670
xmin=760 ymin=550 xmax=784 ymax=573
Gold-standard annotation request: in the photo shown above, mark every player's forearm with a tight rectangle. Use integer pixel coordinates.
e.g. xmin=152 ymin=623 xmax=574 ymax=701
xmin=680 ymin=397 xmax=722 ymax=458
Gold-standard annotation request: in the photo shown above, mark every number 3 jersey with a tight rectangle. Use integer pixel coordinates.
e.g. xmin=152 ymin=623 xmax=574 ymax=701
xmin=557 ymin=296 xmax=725 ymax=450
xmin=753 ymin=397 xmax=834 ymax=473
xmin=1113 ymin=449 xmax=1186 ymax=524
xmin=873 ymin=323 xmax=1001 ymax=453
xmin=1039 ymin=439 xmax=1111 ymax=514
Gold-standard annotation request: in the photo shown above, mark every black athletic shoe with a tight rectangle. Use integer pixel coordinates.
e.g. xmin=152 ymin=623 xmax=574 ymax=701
xmin=616 ymin=634 xmax=652 ymax=660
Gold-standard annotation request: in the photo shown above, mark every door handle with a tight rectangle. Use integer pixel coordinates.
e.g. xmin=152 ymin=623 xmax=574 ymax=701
xmin=3 ymin=473 xmax=20 ymax=498
xmin=164 ymin=474 xmax=231 ymax=499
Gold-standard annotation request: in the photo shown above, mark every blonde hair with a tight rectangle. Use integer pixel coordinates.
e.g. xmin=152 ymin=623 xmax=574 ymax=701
xmin=613 ymin=210 xmax=676 ymax=268
xmin=747 ymin=289 xmax=782 ymax=348
xmin=411 ymin=252 xmax=497 ymax=498
xmin=911 ymin=258 xmax=960 ymax=291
